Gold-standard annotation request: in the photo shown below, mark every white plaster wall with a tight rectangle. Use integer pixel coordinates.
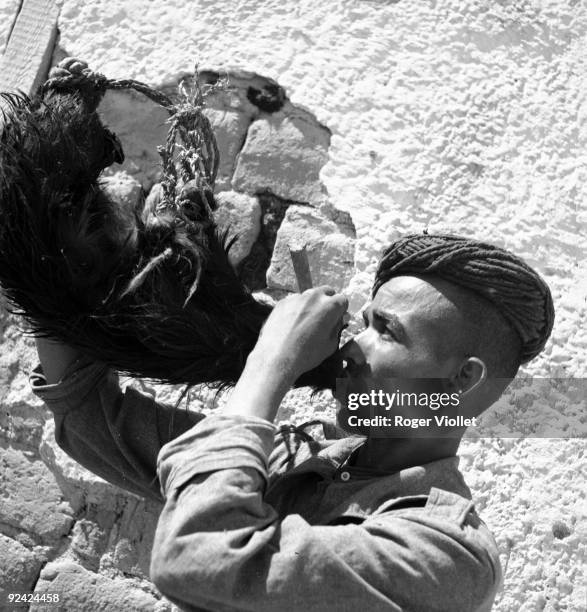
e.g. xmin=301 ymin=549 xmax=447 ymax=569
xmin=4 ymin=0 xmax=587 ymax=610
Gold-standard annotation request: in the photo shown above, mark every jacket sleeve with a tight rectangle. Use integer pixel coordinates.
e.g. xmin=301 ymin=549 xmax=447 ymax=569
xmin=30 ymin=356 xmax=205 ymax=502
xmin=151 ymin=414 xmax=501 ymax=612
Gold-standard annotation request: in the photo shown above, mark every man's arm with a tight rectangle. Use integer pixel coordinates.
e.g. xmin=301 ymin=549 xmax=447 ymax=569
xmin=31 ymin=286 xmax=344 ymax=500
xmin=32 ymin=338 xmax=204 ymax=501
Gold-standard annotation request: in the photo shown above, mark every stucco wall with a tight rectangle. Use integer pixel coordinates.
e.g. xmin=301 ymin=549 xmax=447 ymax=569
xmin=0 ymin=1 xmax=585 ymax=610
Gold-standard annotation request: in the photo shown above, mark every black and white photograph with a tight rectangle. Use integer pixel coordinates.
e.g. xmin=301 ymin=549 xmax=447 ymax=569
xmin=0 ymin=1 xmax=585 ymax=610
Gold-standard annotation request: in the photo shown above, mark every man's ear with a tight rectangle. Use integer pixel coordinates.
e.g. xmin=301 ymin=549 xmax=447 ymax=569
xmin=451 ymin=356 xmax=487 ymax=398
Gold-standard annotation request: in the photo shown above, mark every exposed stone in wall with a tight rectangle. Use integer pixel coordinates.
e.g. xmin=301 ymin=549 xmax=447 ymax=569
xmin=200 ymin=70 xmax=330 ymax=207
xmin=34 ymin=561 xmax=172 ymax=611
xmin=99 ymin=90 xmax=169 ymax=189
xmin=213 ymin=191 xmax=262 ymax=266
xmin=100 ymin=172 xmax=145 ymax=246
xmin=232 ymin=106 xmax=331 ymax=204
xmin=0 ymin=448 xmax=74 ymax=546
xmin=0 ymin=394 xmax=45 ymax=453
xmin=267 ymin=202 xmax=355 ymax=293
xmin=198 ymin=71 xmax=264 ymax=191
xmin=238 ymin=192 xmax=296 ymax=291
xmin=200 ymin=71 xmax=344 ymax=289
xmin=0 ymin=535 xmax=43 ymax=600
xmin=205 ymin=107 xmax=253 ymax=192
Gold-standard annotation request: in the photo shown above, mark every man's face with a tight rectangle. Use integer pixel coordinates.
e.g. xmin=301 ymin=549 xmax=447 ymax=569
xmin=336 ymin=275 xmax=467 ymax=432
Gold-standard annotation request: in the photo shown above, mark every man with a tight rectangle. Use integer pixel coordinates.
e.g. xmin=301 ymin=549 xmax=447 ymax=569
xmin=32 ymin=234 xmax=554 ymax=611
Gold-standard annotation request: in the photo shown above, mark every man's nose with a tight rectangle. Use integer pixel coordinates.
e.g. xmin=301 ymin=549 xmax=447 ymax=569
xmin=340 ymin=334 xmax=368 ymax=373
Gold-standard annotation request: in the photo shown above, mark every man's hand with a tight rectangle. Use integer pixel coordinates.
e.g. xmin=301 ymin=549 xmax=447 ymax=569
xmin=35 ymin=337 xmax=83 ymax=384
xmin=223 ymin=287 xmax=348 ymax=423
xmin=253 ymin=286 xmax=349 ymax=383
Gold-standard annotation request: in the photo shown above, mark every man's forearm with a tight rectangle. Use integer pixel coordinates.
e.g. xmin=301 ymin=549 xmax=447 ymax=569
xmin=222 ymin=348 xmax=296 ymax=423
xmin=221 ymin=286 xmax=347 ymax=423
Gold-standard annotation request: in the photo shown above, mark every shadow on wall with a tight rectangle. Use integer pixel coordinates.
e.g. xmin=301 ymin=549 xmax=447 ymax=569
xmin=98 ymin=69 xmax=356 ymax=294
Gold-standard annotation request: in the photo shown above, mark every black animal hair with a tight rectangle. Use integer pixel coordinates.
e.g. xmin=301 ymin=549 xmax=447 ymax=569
xmin=0 ymin=67 xmax=339 ymax=392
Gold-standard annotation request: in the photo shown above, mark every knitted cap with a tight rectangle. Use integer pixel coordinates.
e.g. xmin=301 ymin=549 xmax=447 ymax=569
xmin=373 ymin=234 xmax=555 ymax=364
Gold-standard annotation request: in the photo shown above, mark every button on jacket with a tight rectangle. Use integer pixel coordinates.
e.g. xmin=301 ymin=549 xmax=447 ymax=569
xmin=31 ymin=357 xmax=502 ymax=612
